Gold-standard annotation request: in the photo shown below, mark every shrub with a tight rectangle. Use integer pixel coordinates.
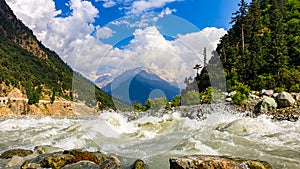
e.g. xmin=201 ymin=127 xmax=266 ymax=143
xmin=230 ymin=83 xmax=250 ymax=105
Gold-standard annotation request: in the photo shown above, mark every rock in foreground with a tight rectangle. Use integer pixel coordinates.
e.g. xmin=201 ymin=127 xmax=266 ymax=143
xmin=169 ymin=155 xmax=272 ymax=169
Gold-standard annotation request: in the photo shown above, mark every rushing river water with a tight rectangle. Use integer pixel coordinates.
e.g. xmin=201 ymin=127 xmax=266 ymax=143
xmin=0 ymin=106 xmax=299 ymax=168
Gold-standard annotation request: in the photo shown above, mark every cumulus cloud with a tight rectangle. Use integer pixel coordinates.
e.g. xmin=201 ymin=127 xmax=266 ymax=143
xmin=97 ymin=26 xmax=227 ymax=88
xmin=129 ymin=0 xmax=178 ymax=14
xmin=6 ymin=0 xmax=226 ymax=88
xmin=6 ymin=0 xmax=114 ymax=78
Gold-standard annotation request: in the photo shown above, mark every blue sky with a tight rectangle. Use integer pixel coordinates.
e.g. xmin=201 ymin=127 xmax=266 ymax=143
xmin=6 ymin=0 xmax=245 ymax=88
xmin=54 ymin=0 xmax=239 ymax=30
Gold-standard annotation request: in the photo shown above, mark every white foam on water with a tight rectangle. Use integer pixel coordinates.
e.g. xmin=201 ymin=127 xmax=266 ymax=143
xmin=0 ymin=109 xmax=299 ymax=168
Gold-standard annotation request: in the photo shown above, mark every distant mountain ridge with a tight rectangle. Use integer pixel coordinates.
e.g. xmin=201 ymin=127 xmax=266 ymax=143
xmin=102 ymin=67 xmax=180 ymax=105
xmin=0 ymin=0 xmax=115 ymax=109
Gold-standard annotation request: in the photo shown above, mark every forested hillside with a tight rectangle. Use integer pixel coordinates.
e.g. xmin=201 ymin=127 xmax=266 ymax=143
xmin=216 ymin=0 xmax=300 ymax=92
xmin=0 ymin=0 xmax=115 ymax=109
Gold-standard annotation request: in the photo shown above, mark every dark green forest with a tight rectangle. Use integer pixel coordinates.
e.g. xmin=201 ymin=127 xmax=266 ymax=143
xmin=193 ymin=0 xmax=300 ymax=94
xmin=217 ymin=0 xmax=300 ymax=92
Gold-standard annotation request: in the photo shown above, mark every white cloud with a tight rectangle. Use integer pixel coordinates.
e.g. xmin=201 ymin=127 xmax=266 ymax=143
xmin=129 ymin=0 xmax=178 ymax=14
xmin=95 ymin=26 xmax=115 ymax=39
xmin=6 ymin=0 xmax=226 ymax=87
xmin=6 ymin=0 xmax=114 ymax=79
xmin=97 ymin=26 xmax=227 ymax=88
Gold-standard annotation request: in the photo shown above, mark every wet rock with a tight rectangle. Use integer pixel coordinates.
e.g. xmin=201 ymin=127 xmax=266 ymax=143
xmin=41 ymin=154 xmax=76 ymax=169
xmin=261 ymin=89 xmax=274 ymax=97
xmin=99 ymin=155 xmax=122 ymax=169
xmin=62 ymin=161 xmax=100 ymax=169
xmin=5 ymin=155 xmax=25 ymax=167
xmin=169 ymin=155 xmax=272 ymax=169
xmin=63 ymin=149 xmax=108 ymax=165
xmin=276 ymin=92 xmax=295 ymax=108
xmin=0 ymin=149 xmax=33 ymax=159
xmin=35 ymin=145 xmax=63 ymax=154
xmin=129 ymin=159 xmax=146 ymax=169
xmin=21 ymin=152 xmax=61 ymax=169
xmin=254 ymin=97 xmax=277 ymax=113
xmin=5 ymin=154 xmax=38 ymax=168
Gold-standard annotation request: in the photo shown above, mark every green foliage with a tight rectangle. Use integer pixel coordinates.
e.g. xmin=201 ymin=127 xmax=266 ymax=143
xmin=181 ymin=90 xmax=201 ymax=106
xmin=217 ymin=0 xmax=300 ymax=91
xmin=200 ymin=87 xmax=224 ymax=104
xmin=231 ymin=83 xmax=250 ymax=105
xmin=148 ymin=97 xmax=168 ymax=111
xmin=133 ymin=103 xmax=144 ymax=111
xmin=232 ymin=91 xmax=248 ymax=105
xmin=50 ymin=88 xmax=56 ymax=104
xmin=170 ymin=95 xmax=181 ymax=108
xmin=26 ymin=82 xmax=42 ymax=105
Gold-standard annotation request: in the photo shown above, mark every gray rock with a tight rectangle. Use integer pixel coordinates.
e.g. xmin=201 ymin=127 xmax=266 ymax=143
xmin=35 ymin=145 xmax=63 ymax=154
xmin=228 ymin=91 xmax=236 ymax=97
xmin=261 ymin=89 xmax=274 ymax=96
xmin=99 ymin=155 xmax=122 ymax=169
xmin=291 ymin=92 xmax=300 ymax=101
xmin=225 ymin=98 xmax=232 ymax=102
xmin=129 ymin=159 xmax=146 ymax=169
xmin=21 ymin=152 xmax=61 ymax=169
xmin=5 ymin=154 xmax=38 ymax=168
xmin=0 ymin=149 xmax=33 ymax=159
xmin=272 ymin=93 xmax=279 ymax=98
xmin=5 ymin=156 xmax=25 ymax=168
xmin=254 ymin=97 xmax=277 ymax=113
xmin=276 ymin=92 xmax=295 ymax=108
xmin=41 ymin=154 xmax=76 ymax=169
xmin=169 ymin=155 xmax=273 ymax=169
xmin=61 ymin=161 xmax=100 ymax=169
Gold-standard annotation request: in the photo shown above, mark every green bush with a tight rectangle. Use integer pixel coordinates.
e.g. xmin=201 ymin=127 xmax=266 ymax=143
xmin=231 ymin=84 xmax=250 ymax=105
xmin=181 ymin=90 xmax=201 ymax=105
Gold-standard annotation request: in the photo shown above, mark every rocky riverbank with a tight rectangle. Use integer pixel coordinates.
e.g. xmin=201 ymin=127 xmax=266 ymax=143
xmin=0 ymin=146 xmax=273 ymax=169
xmin=227 ymin=90 xmax=300 ymax=122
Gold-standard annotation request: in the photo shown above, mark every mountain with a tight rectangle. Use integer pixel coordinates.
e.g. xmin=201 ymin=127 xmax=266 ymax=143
xmin=102 ymin=67 xmax=180 ymax=105
xmin=0 ymin=0 xmax=115 ymax=109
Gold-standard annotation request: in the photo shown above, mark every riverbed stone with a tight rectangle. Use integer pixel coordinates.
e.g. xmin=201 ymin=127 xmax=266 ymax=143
xmin=5 ymin=155 xmax=25 ymax=167
xmin=62 ymin=161 xmax=100 ymax=169
xmin=254 ymin=97 xmax=277 ymax=113
xmin=261 ymin=89 xmax=274 ymax=97
xmin=276 ymin=92 xmax=295 ymax=108
xmin=21 ymin=152 xmax=61 ymax=169
xmin=129 ymin=159 xmax=146 ymax=169
xmin=99 ymin=155 xmax=122 ymax=169
xmin=169 ymin=155 xmax=272 ymax=169
xmin=0 ymin=149 xmax=33 ymax=159
xmin=35 ymin=145 xmax=63 ymax=154
xmin=63 ymin=149 xmax=108 ymax=165
xmin=41 ymin=154 xmax=77 ymax=169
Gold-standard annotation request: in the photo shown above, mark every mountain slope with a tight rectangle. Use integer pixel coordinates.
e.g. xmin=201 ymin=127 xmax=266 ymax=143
xmin=102 ymin=68 xmax=180 ymax=105
xmin=0 ymin=0 xmax=115 ymax=109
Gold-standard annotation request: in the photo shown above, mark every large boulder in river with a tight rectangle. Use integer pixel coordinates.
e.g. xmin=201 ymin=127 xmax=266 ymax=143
xmin=35 ymin=145 xmax=63 ymax=154
xmin=169 ymin=155 xmax=272 ymax=169
xmin=63 ymin=149 xmax=109 ymax=165
xmin=254 ymin=97 xmax=277 ymax=113
xmin=276 ymin=92 xmax=295 ymax=108
xmin=0 ymin=149 xmax=33 ymax=159
xmin=61 ymin=161 xmax=100 ymax=169
xmin=129 ymin=159 xmax=146 ymax=169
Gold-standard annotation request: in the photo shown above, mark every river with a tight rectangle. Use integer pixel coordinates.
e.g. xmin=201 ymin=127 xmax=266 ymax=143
xmin=0 ymin=106 xmax=299 ymax=168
